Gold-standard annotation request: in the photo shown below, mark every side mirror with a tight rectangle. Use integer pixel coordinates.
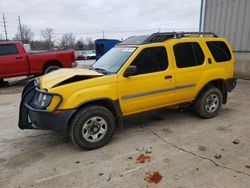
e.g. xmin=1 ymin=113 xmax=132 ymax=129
xmin=124 ymin=65 xmax=137 ymax=77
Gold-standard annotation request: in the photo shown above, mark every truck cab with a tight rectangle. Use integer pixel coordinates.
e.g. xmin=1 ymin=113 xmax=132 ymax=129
xmin=0 ymin=42 xmax=29 ymax=78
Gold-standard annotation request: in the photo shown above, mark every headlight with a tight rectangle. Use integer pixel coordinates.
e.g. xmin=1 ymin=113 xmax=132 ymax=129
xmin=31 ymin=92 xmax=53 ymax=109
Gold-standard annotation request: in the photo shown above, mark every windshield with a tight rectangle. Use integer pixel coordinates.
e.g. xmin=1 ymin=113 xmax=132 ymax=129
xmin=92 ymin=47 xmax=136 ymax=74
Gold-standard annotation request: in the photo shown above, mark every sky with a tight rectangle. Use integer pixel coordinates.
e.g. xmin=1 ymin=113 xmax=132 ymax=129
xmin=0 ymin=0 xmax=201 ymax=41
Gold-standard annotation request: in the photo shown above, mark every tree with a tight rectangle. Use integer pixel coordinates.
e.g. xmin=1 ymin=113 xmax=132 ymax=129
xmin=40 ymin=28 xmax=55 ymax=50
xmin=60 ymin=33 xmax=75 ymax=49
xmin=75 ymin=39 xmax=84 ymax=50
xmin=14 ymin=24 xmax=34 ymax=43
xmin=84 ymin=37 xmax=95 ymax=50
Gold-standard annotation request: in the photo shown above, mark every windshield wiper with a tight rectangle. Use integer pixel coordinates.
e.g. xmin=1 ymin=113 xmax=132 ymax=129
xmin=90 ymin=67 xmax=108 ymax=74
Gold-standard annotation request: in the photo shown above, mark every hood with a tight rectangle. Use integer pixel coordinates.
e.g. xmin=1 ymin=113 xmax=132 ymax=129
xmin=40 ymin=68 xmax=103 ymax=89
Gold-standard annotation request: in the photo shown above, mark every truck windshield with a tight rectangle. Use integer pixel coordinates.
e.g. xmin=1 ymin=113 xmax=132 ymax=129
xmin=91 ymin=47 xmax=136 ymax=74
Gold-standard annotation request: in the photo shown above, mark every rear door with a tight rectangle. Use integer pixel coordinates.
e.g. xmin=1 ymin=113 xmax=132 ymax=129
xmin=170 ymin=40 xmax=206 ymax=103
xmin=0 ymin=44 xmax=29 ymax=77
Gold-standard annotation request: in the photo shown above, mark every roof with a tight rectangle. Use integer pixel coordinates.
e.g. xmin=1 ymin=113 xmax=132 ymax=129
xmin=0 ymin=41 xmax=23 ymax=45
xmin=119 ymin=32 xmax=217 ymax=45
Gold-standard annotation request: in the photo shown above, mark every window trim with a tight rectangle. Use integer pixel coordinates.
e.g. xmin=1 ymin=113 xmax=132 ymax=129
xmin=173 ymin=42 xmax=205 ymax=69
xmin=206 ymin=41 xmax=232 ymax=63
xmin=0 ymin=44 xmax=19 ymax=56
xmin=128 ymin=46 xmax=169 ymax=76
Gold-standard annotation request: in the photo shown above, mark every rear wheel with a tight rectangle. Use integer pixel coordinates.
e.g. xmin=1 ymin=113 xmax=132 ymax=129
xmin=70 ymin=105 xmax=115 ymax=150
xmin=44 ymin=65 xmax=60 ymax=74
xmin=194 ymin=87 xmax=223 ymax=118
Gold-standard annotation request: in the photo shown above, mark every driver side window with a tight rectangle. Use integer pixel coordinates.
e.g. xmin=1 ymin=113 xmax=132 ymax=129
xmin=131 ymin=47 xmax=168 ymax=75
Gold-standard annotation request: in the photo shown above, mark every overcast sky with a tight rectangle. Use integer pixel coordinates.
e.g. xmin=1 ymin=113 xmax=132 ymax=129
xmin=0 ymin=0 xmax=201 ymax=41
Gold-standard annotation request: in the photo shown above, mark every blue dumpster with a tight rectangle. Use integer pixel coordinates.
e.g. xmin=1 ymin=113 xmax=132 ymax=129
xmin=95 ymin=39 xmax=120 ymax=60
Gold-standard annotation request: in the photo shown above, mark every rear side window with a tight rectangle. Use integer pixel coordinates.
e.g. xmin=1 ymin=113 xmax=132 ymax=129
xmin=206 ymin=41 xmax=231 ymax=62
xmin=131 ymin=47 xmax=168 ymax=75
xmin=174 ymin=42 xmax=205 ymax=68
xmin=0 ymin=44 xmax=18 ymax=56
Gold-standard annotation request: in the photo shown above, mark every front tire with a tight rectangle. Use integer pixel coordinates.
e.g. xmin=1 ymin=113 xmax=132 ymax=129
xmin=70 ymin=105 xmax=115 ymax=150
xmin=194 ymin=87 xmax=223 ymax=119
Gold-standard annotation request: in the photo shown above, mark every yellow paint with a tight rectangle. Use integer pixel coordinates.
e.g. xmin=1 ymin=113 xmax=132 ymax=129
xmin=42 ymin=37 xmax=235 ymax=115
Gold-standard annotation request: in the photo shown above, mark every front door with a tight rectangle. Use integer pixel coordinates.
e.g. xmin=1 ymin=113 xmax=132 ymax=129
xmin=0 ymin=44 xmax=28 ymax=77
xmin=118 ymin=46 xmax=175 ymax=116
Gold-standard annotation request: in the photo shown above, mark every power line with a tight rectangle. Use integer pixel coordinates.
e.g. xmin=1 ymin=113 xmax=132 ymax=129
xmin=2 ymin=14 xmax=8 ymax=40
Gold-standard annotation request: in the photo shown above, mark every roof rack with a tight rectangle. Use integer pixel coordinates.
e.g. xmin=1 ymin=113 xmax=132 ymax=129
xmin=119 ymin=32 xmax=217 ymax=45
xmin=145 ymin=32 xmax=217 ymax=43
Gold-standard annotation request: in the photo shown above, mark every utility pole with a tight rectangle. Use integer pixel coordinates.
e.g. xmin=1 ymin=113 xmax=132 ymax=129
xmin=18 ymin=16 xmax=23 ymax=42
xmin=2 ymin=14 xmax=8 ymax=41
xmin=102 ymin=31 xmax=105 ymax=39
xmin=199 ymin=0 xmax=204 ymax=32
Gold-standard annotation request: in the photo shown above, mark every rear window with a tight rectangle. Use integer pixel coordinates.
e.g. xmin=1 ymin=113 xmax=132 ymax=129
xmin=0 ymin=44 xmax=18 ymax=56
xmin=206 ymin=41 xmax=231 ymax=62
xmin=174 ymin=42 xmax=205 ymax=68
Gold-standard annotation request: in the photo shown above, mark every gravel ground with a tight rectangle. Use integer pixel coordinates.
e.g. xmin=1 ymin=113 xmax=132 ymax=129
xmin=0 ymin=65 xmax=250 ymax=188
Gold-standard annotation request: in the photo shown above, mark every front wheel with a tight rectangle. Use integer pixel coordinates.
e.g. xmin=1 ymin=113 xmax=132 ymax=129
xmin=194 ymin=87 xmax=223 ymax=119
xmin=70 ymin=105 xmax=115 ymax=150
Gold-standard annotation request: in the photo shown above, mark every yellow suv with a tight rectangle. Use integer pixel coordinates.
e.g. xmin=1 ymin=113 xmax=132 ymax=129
xmin=19 ymin=32 xmax=237 ymax=149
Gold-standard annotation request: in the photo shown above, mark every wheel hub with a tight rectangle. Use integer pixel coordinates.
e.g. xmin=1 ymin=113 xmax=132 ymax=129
xmin=82 ymin=116 xmax=107 ymax=143
xmin=205 ymin=94 xmax=219 ymax=113
xmin=89 ymin=123 xmax=100 ymax=134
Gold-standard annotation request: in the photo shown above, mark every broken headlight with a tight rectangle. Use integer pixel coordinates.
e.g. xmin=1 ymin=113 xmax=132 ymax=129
xmin=31 ymin=92 xmax=53 ymax=109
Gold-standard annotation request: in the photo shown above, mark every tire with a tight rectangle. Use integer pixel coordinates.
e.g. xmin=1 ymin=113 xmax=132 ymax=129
xmin=44 ymin=65 xmax=60 ymax=74
xmin=70 ymin=105 xmax=116 ymax=150
xmin=194 ymin=86 xmax=223 ymax=119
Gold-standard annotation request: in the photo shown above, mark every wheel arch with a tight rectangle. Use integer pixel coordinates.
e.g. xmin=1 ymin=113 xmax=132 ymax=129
xmin=68 ymin=98 xmax=123 ymax=129
xmin=195 ymin=79 xmax=228 ymax=104
xmin=43 ymin=60 xmax=63 ymax=73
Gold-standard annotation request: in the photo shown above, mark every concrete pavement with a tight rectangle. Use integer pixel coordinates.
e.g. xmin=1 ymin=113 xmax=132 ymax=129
xmin=0 ymin=73 xmax=250 ymax=187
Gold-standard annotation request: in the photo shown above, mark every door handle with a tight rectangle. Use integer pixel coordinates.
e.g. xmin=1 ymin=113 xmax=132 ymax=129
xmin=208 ymin=58 xmax=212 ymax=64
xmin=164 ymin=75 xmax=172 ymax=79
xmin=16 ymin=57 xmax=23 ymax=60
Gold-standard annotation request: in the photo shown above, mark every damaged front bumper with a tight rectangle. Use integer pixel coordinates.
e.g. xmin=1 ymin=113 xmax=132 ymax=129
xmin=18 ymin=79 xmax=76 ymax=132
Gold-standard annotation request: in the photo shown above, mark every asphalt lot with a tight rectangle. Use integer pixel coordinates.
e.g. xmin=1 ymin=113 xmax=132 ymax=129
xmin=0 ymin=62 xmax=250 ymax=188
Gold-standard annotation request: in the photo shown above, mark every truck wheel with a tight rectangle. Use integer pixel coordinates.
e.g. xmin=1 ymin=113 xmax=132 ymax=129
xmin=194 ymin=86 xmax=223 ymax=119
xmin=44 ymin=65 xmax=60 ymax=74
xmin=70 ymin=105 xmax=116 ymax=150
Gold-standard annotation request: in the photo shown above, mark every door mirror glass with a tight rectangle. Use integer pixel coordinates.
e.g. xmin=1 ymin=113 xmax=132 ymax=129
xmin=124 ymin=65 xmax=137 ymax=77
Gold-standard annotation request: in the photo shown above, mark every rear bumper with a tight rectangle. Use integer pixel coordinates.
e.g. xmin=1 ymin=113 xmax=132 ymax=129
xmin=18 ymin=79 xmax=76 ymax=132
xmin=226 ymin=78 xmax=237 ymax=92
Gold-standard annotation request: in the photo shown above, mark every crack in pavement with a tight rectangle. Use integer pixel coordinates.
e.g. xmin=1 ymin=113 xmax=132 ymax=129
xmin=126 ymin=119 xmax=250 ymax=177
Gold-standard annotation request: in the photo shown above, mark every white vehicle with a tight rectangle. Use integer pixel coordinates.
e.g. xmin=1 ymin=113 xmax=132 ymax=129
xmin=83 ymin=50 xmax=96 ymax=60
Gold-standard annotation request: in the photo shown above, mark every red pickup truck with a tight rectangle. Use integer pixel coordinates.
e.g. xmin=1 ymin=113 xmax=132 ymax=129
xmin=0 ymin=41 xmax=76 ymax=81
